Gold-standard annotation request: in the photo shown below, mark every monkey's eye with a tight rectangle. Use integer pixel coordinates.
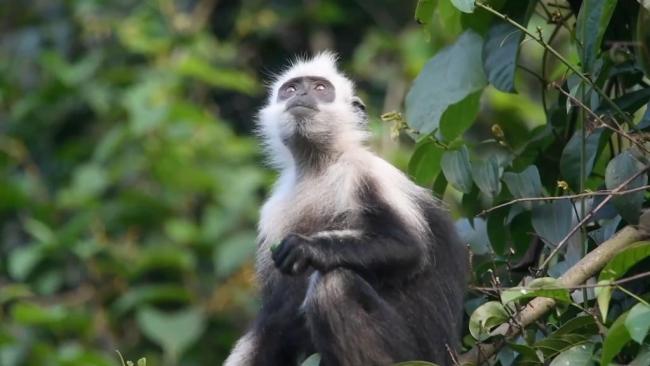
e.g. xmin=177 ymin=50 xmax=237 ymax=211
xmin=286 ymin=85 xmax=296 ymax=93
xmin=315 ymin=83 xmax=326 ymax=91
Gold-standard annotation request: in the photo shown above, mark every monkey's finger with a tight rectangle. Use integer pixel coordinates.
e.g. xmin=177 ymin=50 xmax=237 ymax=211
xmin=273 ymin=242 xmax=294 ymax=266
xmin=271 ymin=242 xmax=289 ymax=264
xmin=291 ymin=256 xmax=309 ymax=275
xmin=278 ymin=250 xmax=299 ymax=274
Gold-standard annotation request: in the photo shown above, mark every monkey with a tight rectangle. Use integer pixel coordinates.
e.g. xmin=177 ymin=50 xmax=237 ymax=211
xmin=224 ymin=52 xmax=468 ymax=366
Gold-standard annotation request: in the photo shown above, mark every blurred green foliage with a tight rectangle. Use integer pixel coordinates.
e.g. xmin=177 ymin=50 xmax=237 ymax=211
xmin=0 ymin=0 xmax=445 ymax=364
xmin=3 ymin=0 xmax=649 ymax=365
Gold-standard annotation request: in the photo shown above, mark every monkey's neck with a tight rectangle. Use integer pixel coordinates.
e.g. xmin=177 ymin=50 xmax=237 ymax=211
xmin=284 ymin=133 xmax=342 ymax=175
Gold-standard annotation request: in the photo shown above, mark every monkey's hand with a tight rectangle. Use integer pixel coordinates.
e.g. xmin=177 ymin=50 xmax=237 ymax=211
xmin=272 ymin=233 xmax=316 ymax=275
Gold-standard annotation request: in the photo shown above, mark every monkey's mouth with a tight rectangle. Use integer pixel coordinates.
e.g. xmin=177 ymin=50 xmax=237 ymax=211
xmin=285 ymin=97 xmax=319 ymax=113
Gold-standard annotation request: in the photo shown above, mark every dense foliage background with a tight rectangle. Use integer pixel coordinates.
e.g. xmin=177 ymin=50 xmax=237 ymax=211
xmin=0 ymin=0 xmax=649 ymax=365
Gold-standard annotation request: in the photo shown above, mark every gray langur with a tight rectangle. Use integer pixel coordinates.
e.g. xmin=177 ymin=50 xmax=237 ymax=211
xmin=224 ymin=52 xmax=468 ymax=366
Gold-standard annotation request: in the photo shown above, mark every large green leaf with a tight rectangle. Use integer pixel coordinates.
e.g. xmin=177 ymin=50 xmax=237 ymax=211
xmin=456 ymin=218 xmax=490 ymax=255
xmin=450 ymin=0 xmax=475 ymax=13
xmin=531 ymin=199 xmax=573 ymax=247
xmin=471 ymin=158 xmax=502 ymax=199
xmin=405 ymin=30 xmax=487 ymax=136
xmin=136 ymin=307 xmax=205 ymax=361
xmin=600 ymin=241 xmax=650 ymax=281
xmin=576 ymin=0 xmax=618 ymax=72
xmin=481 ymin=0 xmax=535 ymax=93
xmin=469 ymin=301 xmax=509 ymax=341
xmin=500 ymin=277 xmax=571 ymax=304
xmin=214 ymin=231 xmax=257 ymax=278
xmin=605 ymin=151 xmax=647 ymax=224
xmin=408 ymin=140 xmax=445 ymax=186
xmin=597 ymin=241 xmax=650 ymax=320
xmin=549 ymin=343 xmax=595 ymax=366
xmin=439 ymin=90 xmax=482 ymax=142
xmin=559 ymin=128 xmax=605 ymax=191
xmin=441 ymin=146 xmax=473 ymax=193
xmin=596 ymin=87 xmax=650 ymax=117
xmin=415 ymin=0 xmax=437 ymax=24
xmin=625 ymin=303 xmax=650 ymax=344
xmin=601 ymin=311 xmax=632 ymax=365
xmin=502 ymin=165 xmax=543 ymax=200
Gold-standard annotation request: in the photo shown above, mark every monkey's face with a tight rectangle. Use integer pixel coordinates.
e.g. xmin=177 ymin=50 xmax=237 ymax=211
xmin=260 ymin=77 xmax=366 ymax=146
xmin=257 ymin=52 xmax=368 ymax=164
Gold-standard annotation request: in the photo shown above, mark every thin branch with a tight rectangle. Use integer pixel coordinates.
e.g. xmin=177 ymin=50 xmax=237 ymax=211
xmin=470 ymin=270 xmax=650 ymax=292
xmin=552 ymin=82 xmax=650 ymax=155
xmin=475 ymin=1 xmax=632 ymax=124
xmin=538 ymin=164 xmax=650 ymax=272
xmin=479 ymin=185 xmax=650 ymax=216
xmin=459 ymin=224 xmax=648 ymax=365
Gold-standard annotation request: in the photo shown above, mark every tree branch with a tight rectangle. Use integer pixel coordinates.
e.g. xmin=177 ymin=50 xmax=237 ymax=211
xmin=479 ymin=185 xmax=650 ymax=216
xmin=538 ymin=164 xmax=650 ymax=272
xmin=459 ymin=221 xmax=650 ymax=365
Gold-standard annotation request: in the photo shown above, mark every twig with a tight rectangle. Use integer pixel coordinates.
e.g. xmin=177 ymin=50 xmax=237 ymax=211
xmin=552 ymin=82 xmax=650 ymax=155
xmin=479 ymin=185 xmax=650 ymax=216
xmin=458 ymin=224 xmax=648 ymax=365
xmin=470 ymin=270 xmax=650 ymax=292
xmin=537 ymin=164 xmax=650 ymax=272
xmin=475 ymin=1 xmax=632 ymax=124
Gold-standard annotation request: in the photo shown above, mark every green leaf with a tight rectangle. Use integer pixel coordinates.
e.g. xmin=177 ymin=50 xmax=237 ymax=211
xmin=405 ymin=30 xmax=487 ymax=135
xmin=408 ymin=141 xmax=444 ymax=186
xmin=637 ymin=103 xmax=650 ymax=131
xmin=552 ymin=316 xmax=598 ymax=336
xmin=481 ymin=0 xmax=535 ymax=92
xmin=23 ymin=218 xmax=55 ymax=244
xmin=301 ymin=353 xmax=321 ymax=366
xmin=531 ymin=199 xmax=573 ymax=247
xmin=214 ymin=231 xmax=257 ymax=278
xmin=605 ymin=151 xmax=647 ymax=224
xmin=394 ymin=362 xmax=439 ymax=366
xmin=595 ymin=280 xmax=614 ymax=321
xmin=502 ymin=165 xmax=543 ymax=200
xmin=482 ymin=23 xmax=521 ymax=93
xmin=11 ymin=302 xmax=67 ymax=325
xmin=136 ymin=307 xmax=205 ymax=360
xmin=576 ymin=0 xmax=618 ymax=72
xmin=456 ymin=218 xmax=490 ymax=255
xmin=471 ymin=158 xmax=502 ymax=199
xmin=176 ymin=55 xmax=258 ymax=95
xmin=439 ymin=90 xmax=482 ymax=142
xmin=559 ymin=128 xmax=605 ymax=191
xmin=597 ymin=87 xmax=650 ymax=116
xmin=597 ymin=241 xmax=650 ymax=321
xmin=112 ymin=285 xmax=192 ymax=316
xmin=549 ymin=343 xmax=595 ymax=366
xmin=625 ymin=303 xmax=650 ymax=344
xmin=415 ymin=0 xmax=437 ymax=24
xmin=8 ymin=245 xmax=43 ymax=281
xmin=441 ymin=146 xmax=473 ymax=193
xmin=630 ymin=344 xmax=650 ymax=366
xmin=601 ymin=310 xmax=632 ymax=365
xmin=450 ymin=0 xmax=475 ymax=13
xmin=508 ymin=342 xmax=542 ymax=363
xmin=469 ymin=301 xmax=509 ymax=341
xmin=500 ymin=277 xmax=571 ymax=304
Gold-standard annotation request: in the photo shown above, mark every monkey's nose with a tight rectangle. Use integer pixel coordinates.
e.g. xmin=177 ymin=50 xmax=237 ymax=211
xmin=286 ymin=95 xmax=318 ymax=112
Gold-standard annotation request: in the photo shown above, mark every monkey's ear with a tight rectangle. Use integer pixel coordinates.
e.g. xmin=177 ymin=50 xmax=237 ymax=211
xmin=351 ymin=96 xmax=366 ymax=112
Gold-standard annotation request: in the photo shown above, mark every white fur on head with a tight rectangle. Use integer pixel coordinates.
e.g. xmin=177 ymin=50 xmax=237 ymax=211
xmin=257 ymin=51 xmax=368 ymax=170
xmin=267 ymin=51 xmax=355 ymax=103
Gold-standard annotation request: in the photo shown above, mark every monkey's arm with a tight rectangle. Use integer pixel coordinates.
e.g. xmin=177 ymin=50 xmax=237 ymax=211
xmin=272 ymin=225 xmax=427 ymax=275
